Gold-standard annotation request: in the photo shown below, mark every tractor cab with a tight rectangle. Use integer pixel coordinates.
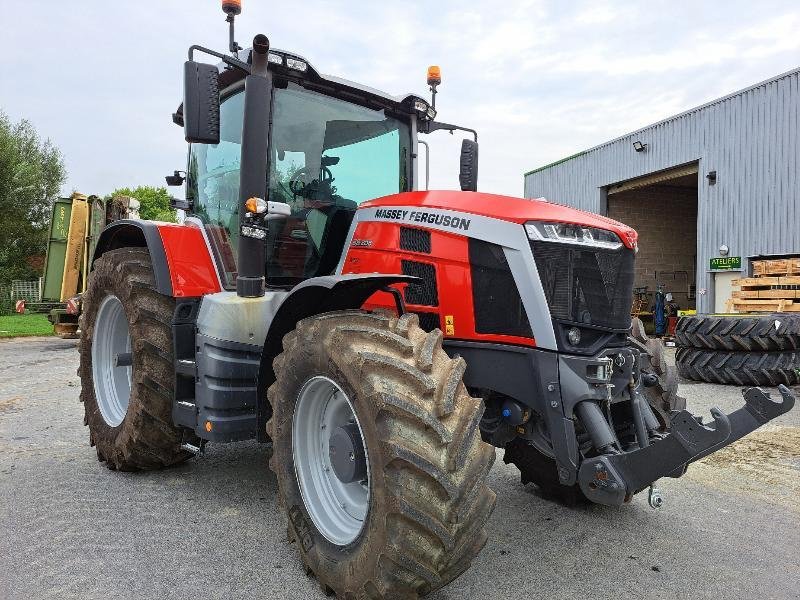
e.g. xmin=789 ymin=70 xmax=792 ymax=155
xmin=182 ymin=53 xmax=423 ymax=289
xmin=175 ymin=27 xmax=477 ymax=295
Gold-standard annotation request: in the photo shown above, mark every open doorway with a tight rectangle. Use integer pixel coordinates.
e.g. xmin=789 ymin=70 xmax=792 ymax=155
xmin=606 ymin=163 xmax=699 ymax=332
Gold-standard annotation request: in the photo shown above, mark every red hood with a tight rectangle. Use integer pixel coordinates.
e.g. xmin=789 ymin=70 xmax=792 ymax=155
xmin=362 ymin=190 xmax=638 ymax=249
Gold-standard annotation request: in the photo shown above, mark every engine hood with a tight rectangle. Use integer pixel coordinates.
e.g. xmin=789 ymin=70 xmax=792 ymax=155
xmin=361 ymin=190 xmax=638 ymax=250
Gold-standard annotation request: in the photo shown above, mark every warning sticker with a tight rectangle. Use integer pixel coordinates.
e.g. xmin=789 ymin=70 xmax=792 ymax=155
xmin=445 ymin=315 xmax=455 ymax=336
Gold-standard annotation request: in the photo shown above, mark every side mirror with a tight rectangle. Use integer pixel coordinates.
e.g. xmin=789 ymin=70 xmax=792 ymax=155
xmin=459 ymin=139 xmax=479 ymax=192
xmin=183 ymin=60 xmax=220 ymax=144
xmin=165 ymin=170 xmax=185 ymax=186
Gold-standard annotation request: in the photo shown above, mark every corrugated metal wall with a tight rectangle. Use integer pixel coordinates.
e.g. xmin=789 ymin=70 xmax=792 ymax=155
xmin=524 ymin=68 xmax=800 ymax=313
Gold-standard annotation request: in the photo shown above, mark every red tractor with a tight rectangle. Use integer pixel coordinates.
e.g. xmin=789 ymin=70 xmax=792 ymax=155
xmin=79 ymin=3 xmax=795 ymax=598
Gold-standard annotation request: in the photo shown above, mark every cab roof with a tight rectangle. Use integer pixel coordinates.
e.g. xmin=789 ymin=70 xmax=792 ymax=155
xmin=221 ymin=47 xmax=427 ymax=114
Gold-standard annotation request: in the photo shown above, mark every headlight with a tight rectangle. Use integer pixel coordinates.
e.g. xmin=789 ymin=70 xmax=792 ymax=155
xmin=525 ymin=221 xmax=623 ymax=250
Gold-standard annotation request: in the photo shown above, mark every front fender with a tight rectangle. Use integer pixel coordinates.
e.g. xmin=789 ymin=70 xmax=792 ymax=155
xmin=93 ymin=220 xmax=173 ymax=295
xmin=255 ymin=273 xmax=419 ymax=441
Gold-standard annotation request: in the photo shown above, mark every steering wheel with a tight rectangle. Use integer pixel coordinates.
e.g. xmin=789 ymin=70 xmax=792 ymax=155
xmin=289 ymin=165 xmax=334 ymax=198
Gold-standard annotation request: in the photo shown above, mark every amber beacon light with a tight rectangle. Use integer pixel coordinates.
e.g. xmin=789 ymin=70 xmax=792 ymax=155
xmin=427 ymin=65 xmax=442 ymax=86
xmin=222 ymin=0 xmax=242 ymax=15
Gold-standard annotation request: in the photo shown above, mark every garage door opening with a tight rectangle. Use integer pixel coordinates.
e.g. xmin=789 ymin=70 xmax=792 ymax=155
xmin=606 ymin=163 xmax=699 ymax=330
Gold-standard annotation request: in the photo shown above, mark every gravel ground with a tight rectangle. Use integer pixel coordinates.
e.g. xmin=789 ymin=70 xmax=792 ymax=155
xmin=1 ymin=337 xmax=798 ymax=600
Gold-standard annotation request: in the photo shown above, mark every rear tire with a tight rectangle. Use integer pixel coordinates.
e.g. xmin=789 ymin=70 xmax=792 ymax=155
xmin=267 ymin=311 xmax=496 ymax=599
xmin=79 ymin=248 xmax=191 ymax=471
xmin=676 ymin=347 xmax=800 ymax=386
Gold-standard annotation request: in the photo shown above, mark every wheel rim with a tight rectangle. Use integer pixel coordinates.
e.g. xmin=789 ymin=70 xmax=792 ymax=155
xmin=91 ymin=295 xmax=132 ymax=427
xmin=292 ymin=376 xmax=370 ymax=546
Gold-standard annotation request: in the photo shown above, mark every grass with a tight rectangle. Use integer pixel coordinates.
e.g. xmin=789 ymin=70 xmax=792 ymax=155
xmin=0 ymin=313 xmax=54 ymax=338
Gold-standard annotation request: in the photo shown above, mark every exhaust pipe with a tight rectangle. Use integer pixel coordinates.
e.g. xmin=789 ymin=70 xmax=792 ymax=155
xmin=236 ymin=34 xmax=272 ymax=298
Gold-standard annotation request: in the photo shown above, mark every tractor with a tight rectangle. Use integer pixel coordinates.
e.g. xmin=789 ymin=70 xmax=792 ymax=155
xmin=79 ymin=2 xmax=795 ymax=598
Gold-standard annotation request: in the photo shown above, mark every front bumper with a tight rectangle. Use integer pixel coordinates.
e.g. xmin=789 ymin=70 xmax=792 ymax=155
xmin=577 ymin=385 xmax=796 ymax=505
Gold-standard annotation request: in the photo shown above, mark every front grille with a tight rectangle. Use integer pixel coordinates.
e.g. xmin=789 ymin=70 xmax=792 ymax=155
xmin=400 ymin=227 xmax=431 ymax=253
xmin=532 ymin=241 xmax=635 ymax=330
xmin=401 ymin=260 xmax=438 ymax=306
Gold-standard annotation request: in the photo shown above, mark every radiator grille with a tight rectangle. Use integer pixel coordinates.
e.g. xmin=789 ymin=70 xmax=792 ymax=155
xmin=532 ymin=241 xmax=635 ymax=330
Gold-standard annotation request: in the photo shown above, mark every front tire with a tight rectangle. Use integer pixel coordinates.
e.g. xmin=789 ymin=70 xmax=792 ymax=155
xmin=79 ymin=248 xmax=191 ymax=471
xmin=268 ymin=311 xmax=496 ymax=599
xmin=630 ymin=317 xmax=686 ymax=426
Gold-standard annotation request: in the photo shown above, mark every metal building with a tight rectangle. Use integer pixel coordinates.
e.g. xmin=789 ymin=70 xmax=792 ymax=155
xmin=524 ymin=67 xmax=799 ymax=315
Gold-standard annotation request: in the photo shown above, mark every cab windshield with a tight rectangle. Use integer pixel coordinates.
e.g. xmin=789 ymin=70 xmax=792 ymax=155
xmin=187 ymin=82 xmax=412 ymax=288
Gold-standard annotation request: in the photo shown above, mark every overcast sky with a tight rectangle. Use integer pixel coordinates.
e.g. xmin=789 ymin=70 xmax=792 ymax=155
xmin=1 ymin=1 xmax=798 ymax=199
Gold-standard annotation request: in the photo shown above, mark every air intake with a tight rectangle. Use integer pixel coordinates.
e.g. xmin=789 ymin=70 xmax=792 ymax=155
xmin=401 ymin=260 xmax=438 ymax=306
xmin=400 ymin=227 xmax=431 ymax=254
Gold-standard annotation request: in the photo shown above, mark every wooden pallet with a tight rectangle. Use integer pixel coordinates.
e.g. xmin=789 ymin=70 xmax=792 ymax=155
xmin=730 ymin=273 xmax=800 ymax=313
xmin=752 ymin=258 xmax=800 ymax=276
xmin=727 ymin=299 xmax=800 ymax=313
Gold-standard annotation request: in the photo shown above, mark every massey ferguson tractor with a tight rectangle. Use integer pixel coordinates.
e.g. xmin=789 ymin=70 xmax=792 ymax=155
xmin=78 ymin=2 xmax=795 ymax=598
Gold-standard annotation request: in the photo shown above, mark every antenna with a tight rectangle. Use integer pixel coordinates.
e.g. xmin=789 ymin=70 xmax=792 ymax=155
xmin=222 ymin=0 xmax=243 ymax=55
xmin=427 ymin=66 xmax=441 ymax=109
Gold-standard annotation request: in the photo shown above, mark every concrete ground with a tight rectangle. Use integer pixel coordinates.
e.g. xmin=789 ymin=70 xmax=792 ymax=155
xmin=0 ymin=336 xmax=798 ymax=600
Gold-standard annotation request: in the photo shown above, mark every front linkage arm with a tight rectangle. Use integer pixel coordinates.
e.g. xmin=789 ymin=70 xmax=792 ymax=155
xmin=578 ymin=385 xmax=796 ymax=505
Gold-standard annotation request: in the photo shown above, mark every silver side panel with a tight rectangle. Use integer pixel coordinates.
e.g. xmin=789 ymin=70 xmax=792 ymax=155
xmin=184 ymin=216 xmax=224 ymax=289
xmin=196 ymin=291 xmax=288 ymax=346
xmin=336 ymin=206 xmax=558 ymax=350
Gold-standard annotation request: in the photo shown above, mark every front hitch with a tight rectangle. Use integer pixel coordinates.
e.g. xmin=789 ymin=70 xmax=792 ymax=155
xmin=578 ymin=385 xmax=796 ymax=506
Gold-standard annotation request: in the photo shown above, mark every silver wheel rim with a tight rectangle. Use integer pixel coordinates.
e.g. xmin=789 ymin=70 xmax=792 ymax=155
xmin=292 ymin=376 xmax=370 ymax=546
xmin=91 ymin=295 xmax=132 ymax=427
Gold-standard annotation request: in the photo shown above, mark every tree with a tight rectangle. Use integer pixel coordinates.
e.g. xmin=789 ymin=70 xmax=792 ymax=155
xmin=110 ymin=185 xmax=175 ymax=222
xmin=0 ymin=110 xmax=66 ymax=282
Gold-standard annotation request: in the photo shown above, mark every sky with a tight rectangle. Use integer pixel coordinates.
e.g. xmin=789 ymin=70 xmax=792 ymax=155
xmin=1 ymin=0 xmax=798 ymax=199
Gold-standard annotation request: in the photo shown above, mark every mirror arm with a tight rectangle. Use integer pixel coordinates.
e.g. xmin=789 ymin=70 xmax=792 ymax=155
xmin=188 ymin=44 xmax=251 ymax=74
xmin=421 ymin=120 xmax=478 ymax=142
xmin=417 ymin=140 xmax=431 ymax=191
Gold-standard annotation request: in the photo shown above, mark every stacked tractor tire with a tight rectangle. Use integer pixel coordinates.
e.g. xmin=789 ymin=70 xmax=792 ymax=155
xmin=675 ymin=314 xmax=800 ymax=386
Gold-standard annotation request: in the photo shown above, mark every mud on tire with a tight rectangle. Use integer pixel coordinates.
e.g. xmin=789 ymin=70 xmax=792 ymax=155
xmin=267 ymin=311 xmax=496 ymax=599
xmin=79 ymin=248 xmax=191 ymax=471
